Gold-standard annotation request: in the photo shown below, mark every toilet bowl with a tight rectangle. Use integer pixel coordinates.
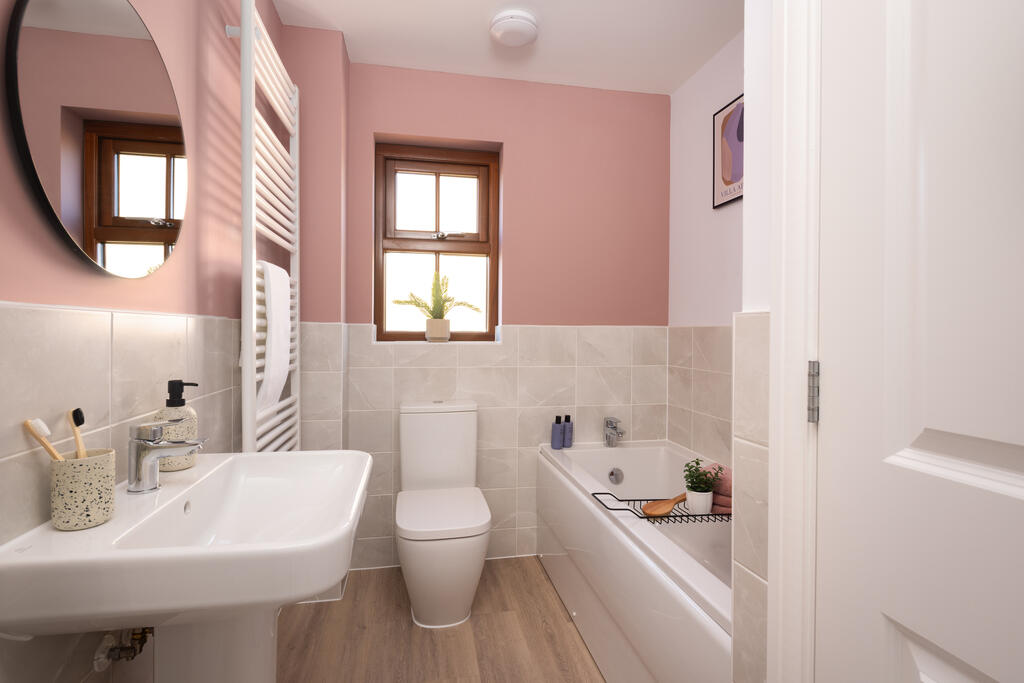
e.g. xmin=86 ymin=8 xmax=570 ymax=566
xmin=396 ymin=486 xmax=491 ymax=628
xmin=396 ymin=400 xmax=491 ymax=628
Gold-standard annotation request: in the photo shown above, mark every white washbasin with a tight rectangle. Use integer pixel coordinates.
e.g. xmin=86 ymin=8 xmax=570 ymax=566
xmin=0 ymin=450 xmax=371 ymax=682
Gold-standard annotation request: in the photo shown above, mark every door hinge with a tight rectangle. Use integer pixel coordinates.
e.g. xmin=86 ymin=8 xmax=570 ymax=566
xmin=807 ymin=360 xmax=820 ymax=423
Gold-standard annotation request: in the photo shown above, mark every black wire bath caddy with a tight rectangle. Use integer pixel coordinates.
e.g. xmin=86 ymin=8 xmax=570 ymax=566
xmin=591 ymin=492 xmax=732 ymax=525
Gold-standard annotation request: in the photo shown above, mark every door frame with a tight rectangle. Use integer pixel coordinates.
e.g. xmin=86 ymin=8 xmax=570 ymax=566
xmin=766 ymin=0 xmax=821 ymax=681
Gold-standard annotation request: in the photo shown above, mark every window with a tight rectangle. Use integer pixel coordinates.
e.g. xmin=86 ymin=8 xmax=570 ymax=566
xmin=375 ymin=144 xmax=499 ymax=341
xmin=83 ymin=121 xmax=186 ymax=277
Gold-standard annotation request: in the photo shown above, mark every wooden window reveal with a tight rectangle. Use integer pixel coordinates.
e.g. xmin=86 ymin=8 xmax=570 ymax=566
xmin=375 ymin=144 xmax=499 ymax=341
xmin=83 ymin=120 xmax=185 ymax=265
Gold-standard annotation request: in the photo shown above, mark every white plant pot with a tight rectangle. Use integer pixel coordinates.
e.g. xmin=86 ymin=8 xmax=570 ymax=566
xmin=685 ymin=490 xmax=714 ymax=515
xmin=425 ymin=318 xmax=451 ymax=342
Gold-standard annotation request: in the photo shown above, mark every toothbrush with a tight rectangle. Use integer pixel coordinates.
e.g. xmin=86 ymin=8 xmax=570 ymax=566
xmin=68 ymin=409 xmax=86 ymax=459
xmin=23 ymin=419 xmax=63 ymax=461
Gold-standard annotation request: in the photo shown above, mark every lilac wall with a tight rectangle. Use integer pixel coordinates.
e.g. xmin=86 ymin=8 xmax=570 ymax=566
xmin=345 ymin=64 xmax=671 ymax=326
xmin=669 ymin=31 xmax=744 ymax=326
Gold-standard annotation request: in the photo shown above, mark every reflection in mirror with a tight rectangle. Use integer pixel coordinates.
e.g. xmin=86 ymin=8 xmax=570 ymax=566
xmin=9 ymin=0 xmax=186 ymax=277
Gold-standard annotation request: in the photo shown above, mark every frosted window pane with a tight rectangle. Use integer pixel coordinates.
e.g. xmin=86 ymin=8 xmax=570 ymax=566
xmin=439 ymin=175 xmax=478 ymax=234
xmin=172 ymin=156 xmax=187 ymax=220
xmin=396 ymin=172 xmax=435 ymax=232
xmin=117 ymin=153 xmax=166 ymax=219
xmin=440 ymin=254 xmax=488 ymax=332
xmin=385 ymin=252 xmax=436 ymax=332
xmin=103 ymin=243 xmax=165 ymax=279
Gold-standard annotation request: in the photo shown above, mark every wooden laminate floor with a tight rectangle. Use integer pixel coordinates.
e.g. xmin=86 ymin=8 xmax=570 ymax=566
xmin=277 ymin=557 xmax=605 ymax=683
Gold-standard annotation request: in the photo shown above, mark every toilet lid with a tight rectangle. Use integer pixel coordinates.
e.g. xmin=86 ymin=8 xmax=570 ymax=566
xmin=395 ymin=487 xmax=492 ymax=541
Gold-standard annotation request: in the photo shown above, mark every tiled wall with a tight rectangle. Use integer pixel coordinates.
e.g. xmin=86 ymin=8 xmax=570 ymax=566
xmin=0 ymin=301 xmax=241 ymax=683
xmin=667 ymin=325 xmax=734 ymax=466
xmin=731 ymin=312 xmax=770 ymax=683
xmin=325 ymin=323 xmax=670 ymax=569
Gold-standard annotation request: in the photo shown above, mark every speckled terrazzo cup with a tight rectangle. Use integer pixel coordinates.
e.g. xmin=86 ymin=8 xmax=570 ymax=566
xmin=50 ymin=448 xmax=115 ymax=531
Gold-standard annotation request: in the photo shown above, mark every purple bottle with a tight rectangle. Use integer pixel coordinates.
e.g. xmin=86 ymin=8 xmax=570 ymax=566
xmin=563 ymin=415 xmax=574 ymax=448
xmin=550 ymin=415 xmax=565 ymax=449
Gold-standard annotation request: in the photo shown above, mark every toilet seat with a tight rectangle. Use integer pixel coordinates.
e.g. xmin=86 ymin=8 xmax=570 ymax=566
xmin=396 ymin=487 xmax=491 ymax=541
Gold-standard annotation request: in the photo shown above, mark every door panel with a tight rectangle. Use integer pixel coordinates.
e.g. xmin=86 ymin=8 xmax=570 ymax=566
xmin=817 ymin=0 xmax=1024 ymax=681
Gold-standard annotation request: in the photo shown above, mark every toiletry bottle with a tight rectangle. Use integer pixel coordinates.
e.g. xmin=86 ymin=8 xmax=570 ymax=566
xmin=551 ymin=415 xmax=564 ymax=450
xmin=563 ymin=415 xmax=574 ymax=448
xmin=154 ymin=380 xmax=199 ymax=472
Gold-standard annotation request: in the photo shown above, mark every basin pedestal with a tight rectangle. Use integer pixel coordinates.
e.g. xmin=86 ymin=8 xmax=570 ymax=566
xmin=155 ymin=607 xmax=278 ymax=683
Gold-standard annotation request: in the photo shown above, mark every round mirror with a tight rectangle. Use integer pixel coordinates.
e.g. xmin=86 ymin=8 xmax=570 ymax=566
xmin=6 ymin=0 xmax=186 ymax=278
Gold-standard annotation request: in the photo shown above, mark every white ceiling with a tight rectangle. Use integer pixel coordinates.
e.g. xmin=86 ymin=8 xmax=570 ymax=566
xmin=272 ymin=0 xmax=743 ymax=95
xmin=22 ymin=0 xmax=150 ymax=40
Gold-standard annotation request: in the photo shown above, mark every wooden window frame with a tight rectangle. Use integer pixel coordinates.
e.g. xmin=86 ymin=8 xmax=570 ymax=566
xmin=374 ymin=144 xmax=499 ymax=342
xmin=83 ymin=120 xmax=184 ymax=262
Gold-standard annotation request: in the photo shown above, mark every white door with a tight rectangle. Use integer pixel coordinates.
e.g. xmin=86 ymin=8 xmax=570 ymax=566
xmin=816 ymin=0 xmax=1024 ymax=681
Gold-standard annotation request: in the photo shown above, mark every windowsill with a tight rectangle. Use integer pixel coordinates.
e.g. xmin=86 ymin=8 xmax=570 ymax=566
xmin=369 ymin=324 xmax=508 ymax=345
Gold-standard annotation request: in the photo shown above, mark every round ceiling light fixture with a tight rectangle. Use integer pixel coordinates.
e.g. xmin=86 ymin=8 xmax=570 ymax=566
xmin=490 ymin=9 xmax=538 ymax=48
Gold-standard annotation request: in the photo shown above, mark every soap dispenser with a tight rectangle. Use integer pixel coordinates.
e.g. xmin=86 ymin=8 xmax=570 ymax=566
xmin=154 ymin=380 xmax=199 ymax=472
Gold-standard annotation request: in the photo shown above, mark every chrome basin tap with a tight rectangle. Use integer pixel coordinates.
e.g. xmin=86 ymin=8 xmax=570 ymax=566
xmin=127 ymin=420 xmax=206 ymax=494
xmin=604 ymin=417 xmax=625 ymax=447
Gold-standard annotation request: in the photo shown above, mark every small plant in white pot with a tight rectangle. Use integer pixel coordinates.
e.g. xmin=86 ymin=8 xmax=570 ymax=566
xmin=393 ymin=272 xmax=481 ymax=342
xmin=683 ymin=458 xmax=724 ymax=515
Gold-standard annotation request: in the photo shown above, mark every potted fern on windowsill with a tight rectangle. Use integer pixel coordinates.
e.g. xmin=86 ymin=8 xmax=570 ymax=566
xmin=683 ymin=457 xmax=724 ymax=515
xmin=393 ymin=272 xmax=481 ymax=342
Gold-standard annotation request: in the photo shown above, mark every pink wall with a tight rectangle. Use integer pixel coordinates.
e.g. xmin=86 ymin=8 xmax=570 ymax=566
xmin=279 ymin=26 xmax=349 ymax=323
xmin=0 ymin=0 xmax=288 ymax=317
xmin=19 ymin=27 xmax=179 ymax=246
xmin=346 ymin=64 xmax=670 ymax=326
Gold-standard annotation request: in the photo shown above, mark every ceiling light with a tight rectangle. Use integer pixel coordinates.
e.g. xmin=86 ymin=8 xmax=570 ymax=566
xmin=490 ymin=9 xmax=538 ymax=48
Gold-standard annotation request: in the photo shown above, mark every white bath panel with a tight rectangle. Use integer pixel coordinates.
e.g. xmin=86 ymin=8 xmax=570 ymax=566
xmin=890 ymin=620 xmax=998 ymax=683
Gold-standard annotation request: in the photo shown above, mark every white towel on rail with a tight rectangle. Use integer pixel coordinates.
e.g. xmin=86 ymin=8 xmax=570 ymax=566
xmin=256 ymin=260 xmax=291 ymax=412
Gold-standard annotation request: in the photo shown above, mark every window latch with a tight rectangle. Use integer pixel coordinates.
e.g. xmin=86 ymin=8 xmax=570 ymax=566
xmin=149 ymin=218 xmax=175 ymax=228
xmin=433 ymin=232 xmax=449 ymax=240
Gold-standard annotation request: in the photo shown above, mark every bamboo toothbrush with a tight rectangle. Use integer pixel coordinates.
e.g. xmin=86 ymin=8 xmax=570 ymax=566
xmin=23 ymin=418 xmax=63 ymax=461
xmin=68 ymin=409 xmax=87 ymax=459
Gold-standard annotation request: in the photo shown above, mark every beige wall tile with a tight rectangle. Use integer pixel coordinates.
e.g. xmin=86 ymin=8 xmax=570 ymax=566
xmin=577 ymin=367 xmax=631 ymax=406
xmin=692 ymin=326 xmax=732 ymax=373
xmin=356 ymin=494 xmax=394 ymax=538
xmin=188 ymin=316 xmax=234 ymax=392
xmin=352 ymin=537 xmax=397 ymax=569
xmin=477 ymin=448 xmax=516 ymax=488
xmin=573 ymin=405 xmax=630 ymax=443
xmin=112 ymin=312 xmax=187 ymax=423
xmin=668 ymin=326 xmax=693 ymax=367
xmin=345 ymin=410 xmax=394 ymax=452
xmin=477 ymin=408 xmax=517 ymax=449
xmin=0 ymin=306 xmax=112 ymax=456
xmin=692 ymin=412 xmax=732 ymax=467
xmin=518 ymin=326 xmax=576 ymax=366
xmin=346 ymin=367 xmax=394 ymax=411
xmin=455 ymin=367 xmax=517 ymax=407
xmin=632 ymin=327 xmax=668 ymax=365
xmin=693 ymin=370 xmax=732 ymax=420
xmin=300 ymin=371 xmax=343 ymax=420
xmin=516 ymin=528 xmax=537 ymax=556
xmin=347 ymin=324 xmax=394 ymax=367
xmin=516 ymin=405 xmax=571 ymax=449
xmin=733 ymin=563 xmax=768 ymax=683
xmin=516 ymin=447 xmax=538 ymax=487
xmin=631 ymin=404 xmax=667 ymax=440
xmin=517 ymin=366 xmax=575 ymax=406
xmin=667 ymin=366 xmax=693 ymax=409
xmin=367 ymin=452 xmax=394 ymax=494
xmin=667 ymin=405 xmax=693 ymax=448
xmin=299 ymin=322 xmax=344 ymax=372
xmin=631 ymin=365 xmax=667 ymax=404
xmin=486 ymin=528 xmax=517 ymax=559
xmin=457 ymin=326 xmax=518 ymax=367
xmin=516 ymin=487 xmax=537 ymax=526
xmin=191 ymin=390 xmax=233 ymax=454
xmin=734 ymin=438 xmax=769 ymax=580
xmin=578 ymin=326 xmax=632 ymax=366
xmin=394 ymin=367 xmax=457 ymax=407
xmin=301 ymin=420 xmax=342 ymax=450
xmin=734 ymin=312 xmax=770 ymax=446
xmin=395 ymin=343 xmax=459 ymax=368
xmin=482 ymin=488 xmax=516 ymax=529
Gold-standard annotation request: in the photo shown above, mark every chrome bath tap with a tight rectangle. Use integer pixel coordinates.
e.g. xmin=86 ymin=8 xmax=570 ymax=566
xmin=604 ymin=417 xmax=625 ymax=447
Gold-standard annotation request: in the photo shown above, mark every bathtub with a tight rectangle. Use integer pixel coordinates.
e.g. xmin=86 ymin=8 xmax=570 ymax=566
xmin=537 ymin=441 xmax=731 ymax=683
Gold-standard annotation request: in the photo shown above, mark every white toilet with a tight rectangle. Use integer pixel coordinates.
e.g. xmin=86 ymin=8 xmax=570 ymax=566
xmin=395 ymin=400 xmax=491 ymax=628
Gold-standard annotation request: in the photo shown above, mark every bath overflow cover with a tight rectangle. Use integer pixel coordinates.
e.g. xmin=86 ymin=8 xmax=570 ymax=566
xmin=608 ymin=468 xmax=624 ymax=485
